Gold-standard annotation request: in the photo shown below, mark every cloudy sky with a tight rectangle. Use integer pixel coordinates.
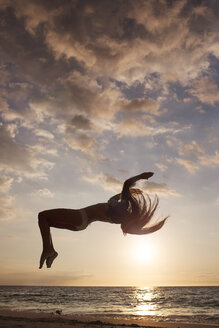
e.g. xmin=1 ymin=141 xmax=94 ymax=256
xmin=0 ymin=0 xmax=219 ymax=286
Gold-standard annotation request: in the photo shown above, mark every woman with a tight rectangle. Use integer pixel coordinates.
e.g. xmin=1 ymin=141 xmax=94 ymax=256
xmin=38 ymin=172 xmax=168 ymax=269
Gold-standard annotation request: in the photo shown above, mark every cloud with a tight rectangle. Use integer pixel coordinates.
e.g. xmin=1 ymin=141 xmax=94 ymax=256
xmin=66 ymin=132 xmax=98 ymax=157
xmin=25 ymin=70 xmax=120 ymax=123
xmin=155 ymin=163 xmax=168 ymax=172
xmin=176 ymin=151 xmax=219 ymax=174
xmin=32 ymin=188 xmax=54 ymax=198
xmin=0 ymin=174 xmax=15 ymax=220
xmin=178 ymin=140 xmax=204 ymax=158
xmin=0 ymin=124 xmax=35 ymax=173
xmin=65 ymin=114 xmax=104 ymax=136
xmin=198 ymin=152 xmax=219 ymax=168
xmin=13 ymin=0 xmax=59 ymax=35
xmin=34 ymin=129 xmax=54 ymax=140
xmin=143 ymin=181 xmax=180 ymax=197
xmin=0 ymin=124 xmax=55 ymax=179
xmin=83 ymin=172 xmax=122 ymax=192
xmin=117 ymin=118 xmax=151 ymax=137
xmin=124 ymin=0 xmax=217 ymax=84
xmin=0 ymin=175 xmax=13 ymax=193
xmin=0 ymin=0 xmax=218 ymax=149
xmin=190 ymin=77 xmax=219 ymax=105
xmin=104 ymin=174 xmax=122 ymax=190
xmin=176 ymin=158 xmax=199 ymax=174
xmin=65 ymin=112 xmax=112 ymax=159
xmin=5 ymin=0 xmax=217 ymax=86
xmin=29 ymin=144 xmax=58 ymax=157
xmin=5 ymin=123 xmax=18 ymax=138
xmin=0 ymin=0 xmax=218 ymax=180
xmin=84 ymin=171 xmax=180 ymax=196
xmin=117 ymin=97 xmax=159 ymax=114
xmin=0 ymin=194 xmax=15 ymax=221
xmin=69 ymin=114 xmax=94 ymax=131
xmin=166 ymin=137 xmax=219 ymax=173
xmin=0 ymin=96 xmax=9 ymax=111
xmin=117 ymin=118 xmax=187 ymax=138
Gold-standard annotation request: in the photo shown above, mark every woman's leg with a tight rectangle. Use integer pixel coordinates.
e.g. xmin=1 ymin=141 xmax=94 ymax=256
xmin=38 ymin=211 xmax=58 ymax=269
xmin=38 ymin=208 xmax=83 ymax=268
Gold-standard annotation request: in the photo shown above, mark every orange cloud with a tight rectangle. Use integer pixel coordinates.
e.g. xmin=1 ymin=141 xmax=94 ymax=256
xmin=190 ymin=77 xmax=219 ymax=105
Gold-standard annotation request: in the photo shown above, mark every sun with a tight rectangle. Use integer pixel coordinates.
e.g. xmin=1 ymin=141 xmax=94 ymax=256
xmin=132 ymin=239 xmax=156 ymax=263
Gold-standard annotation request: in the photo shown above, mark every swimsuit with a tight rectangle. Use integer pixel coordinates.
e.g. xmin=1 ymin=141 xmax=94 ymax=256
xmin=75 ymin=209 xmax=89 ymax=231
xmin=107 ymin=197 xmax=131 ymax=223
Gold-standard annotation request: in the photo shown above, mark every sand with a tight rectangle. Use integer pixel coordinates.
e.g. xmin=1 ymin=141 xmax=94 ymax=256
xmin=0 ymin=310 xmax=218 ymax=328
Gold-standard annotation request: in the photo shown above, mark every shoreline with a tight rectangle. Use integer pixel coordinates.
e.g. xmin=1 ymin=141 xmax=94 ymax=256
xmin=0 ymin=310 xmax=218 ymax=328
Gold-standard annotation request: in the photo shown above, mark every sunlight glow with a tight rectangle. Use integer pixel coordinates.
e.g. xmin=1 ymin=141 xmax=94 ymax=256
xmin=134 ymin=288 xmax=157 ymax=316
xmin=132 ymin=239 xmax=156 ymax=263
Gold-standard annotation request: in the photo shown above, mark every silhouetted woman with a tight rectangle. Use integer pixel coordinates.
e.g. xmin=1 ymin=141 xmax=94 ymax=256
xmin=38 ymin=172 xmax=168 ymax=269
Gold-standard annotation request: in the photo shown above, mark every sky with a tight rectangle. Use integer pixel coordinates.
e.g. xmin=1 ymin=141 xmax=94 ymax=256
xmin=0 ymin=0 xmax=219 ymax=287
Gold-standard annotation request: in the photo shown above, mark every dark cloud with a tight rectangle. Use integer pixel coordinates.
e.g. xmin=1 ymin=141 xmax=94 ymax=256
xmin=70 ymin=114 xmax=94 ymax=131
xmin=2 ymin=0 xmax=217 ymax=84
xmin=1 ymin=0 xmax=218 ymax=127
xmin=117 ymin=97 xmax=159 ymax=114
xmin=0 ymin=0 xmax=218 ymax=177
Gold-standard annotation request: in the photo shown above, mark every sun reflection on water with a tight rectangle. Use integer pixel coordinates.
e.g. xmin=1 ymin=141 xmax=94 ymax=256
xmin=134 ymin=287 xmax=157 ymax=316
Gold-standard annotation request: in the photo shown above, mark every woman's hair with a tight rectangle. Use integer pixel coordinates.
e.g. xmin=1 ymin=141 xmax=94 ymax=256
xmin=121 ymin=188 xmax=166 ymax=235
xmin=107 ymin=174 xmax=168 ymax=235
xmin=108 ymin=187 xmax=168 ymax=235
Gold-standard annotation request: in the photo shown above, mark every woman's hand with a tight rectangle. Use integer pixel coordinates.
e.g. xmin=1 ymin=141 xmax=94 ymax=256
xmin=140 ymin=172 xmax=154 ymax=180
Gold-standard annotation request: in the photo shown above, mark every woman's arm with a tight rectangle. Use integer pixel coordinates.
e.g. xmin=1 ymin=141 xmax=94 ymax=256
xmin=109 ymin=172 xmax=154 ymax=202
xmin=108 ymin=193 xmax=121 ymax=201
xmin=121 ymin=172 xmax=154 ymax=200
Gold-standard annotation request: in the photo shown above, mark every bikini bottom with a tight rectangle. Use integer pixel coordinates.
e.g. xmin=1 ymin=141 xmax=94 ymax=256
xmin=75 ymin=209 xmax=89 ymax=231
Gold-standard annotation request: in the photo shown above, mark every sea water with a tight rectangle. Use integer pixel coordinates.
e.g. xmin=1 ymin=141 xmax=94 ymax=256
xmin=0 ymin=286 xmax=218 ymax=324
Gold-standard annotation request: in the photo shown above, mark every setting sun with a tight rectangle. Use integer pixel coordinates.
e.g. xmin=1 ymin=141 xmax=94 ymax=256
xmin=132 ymin=239 xmax=156 ymax=263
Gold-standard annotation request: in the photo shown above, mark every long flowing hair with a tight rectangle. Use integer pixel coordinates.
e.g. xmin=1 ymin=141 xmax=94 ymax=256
xmin=107 ymin=172 xmax=168 ymax=235
xmin=120 ymin=188 xmax=168 ymax=235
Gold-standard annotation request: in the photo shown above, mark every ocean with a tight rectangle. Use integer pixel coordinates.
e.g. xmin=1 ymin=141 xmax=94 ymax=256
xmin=0 ymin=286 xmax=218 ymax=324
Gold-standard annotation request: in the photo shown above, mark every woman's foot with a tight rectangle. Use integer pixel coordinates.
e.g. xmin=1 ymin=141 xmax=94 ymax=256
xmin=46 ymin=251 xmax=58 ymax=268
xmin=39 ymin=250 xmax=58 ymax=269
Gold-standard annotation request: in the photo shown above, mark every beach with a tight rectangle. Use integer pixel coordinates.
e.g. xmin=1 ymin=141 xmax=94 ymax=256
xmin=0 ymin=310 xmax=218 ymax=328
xmin=0 ymin=286 xmax=218 ymax=327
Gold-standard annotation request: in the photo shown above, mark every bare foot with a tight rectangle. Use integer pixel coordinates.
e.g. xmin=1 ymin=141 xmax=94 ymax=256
xmin=39 ymin=250 xmax=58 ymax=269
xmin=141 ymin=172 xmax=154 ymax=180
xmin=46 ymin=251 xmax=58 ymax=268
